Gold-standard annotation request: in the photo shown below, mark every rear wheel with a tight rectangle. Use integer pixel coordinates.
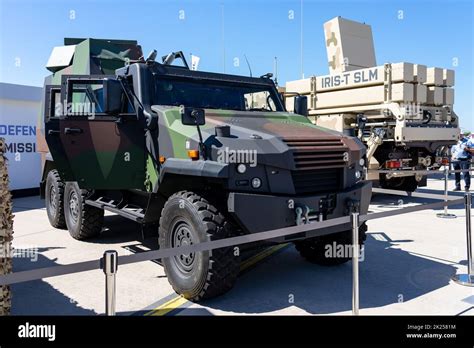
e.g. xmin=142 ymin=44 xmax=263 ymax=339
xmin=159 ymin=191 xmax=239 ymax=301
xmin=295 ymin=223 xmax=367 ymax=266
xmin=64 ymin=182 xmax=104 ymax=240
xmin=45 ymin=170 xmax=66 ymax=229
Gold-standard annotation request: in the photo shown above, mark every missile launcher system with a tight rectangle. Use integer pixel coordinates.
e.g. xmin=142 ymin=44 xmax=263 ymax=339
xmin=285 ymin=17 xmax=459 ymax=191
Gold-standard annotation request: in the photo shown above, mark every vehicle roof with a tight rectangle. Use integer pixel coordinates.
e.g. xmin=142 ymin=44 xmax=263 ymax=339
xmin=124 ymin=62 xmax=277 ymax=87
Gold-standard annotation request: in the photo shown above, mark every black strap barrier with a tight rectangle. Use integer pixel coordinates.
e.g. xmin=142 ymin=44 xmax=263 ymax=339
xmin=0 ymin=192 xmax=466 ymax=287
xmin=0 ymin=259 xmax=100 ymax=286
xmin=361 ymin=198 xmax=464 ymax=222
xmin=372 ymin=187 xmax=463 ymax=201
xmin=374 ymin=168 xmax=474 ymax=175
xmin=0 ymin=215 xmax=348 ymax=286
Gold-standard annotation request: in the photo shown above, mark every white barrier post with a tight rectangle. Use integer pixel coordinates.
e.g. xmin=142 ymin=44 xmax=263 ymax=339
xmin=103 ymin=250 xmax=118 ymax=315
xmin=452 ymin=192 xmax=474 ymax=286
xmin=352 ymin=212 xmax=360 ymax=315
xmin=437 ymin=166 xmax=457 ymax=219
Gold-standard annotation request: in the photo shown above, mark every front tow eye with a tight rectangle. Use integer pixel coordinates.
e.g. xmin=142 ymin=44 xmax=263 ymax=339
xmin=295 ymin=205 xmax=311 ymax=225
xmin=346 ymin=199 xmax=361 ymax=214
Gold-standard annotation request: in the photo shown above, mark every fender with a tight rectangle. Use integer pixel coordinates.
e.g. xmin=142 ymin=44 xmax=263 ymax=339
xmin=155 ymin=158 xmax=229 ymax=193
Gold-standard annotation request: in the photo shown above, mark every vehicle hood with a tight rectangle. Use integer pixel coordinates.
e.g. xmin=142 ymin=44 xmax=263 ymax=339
xmin=152 ymin=106 xmax=365 ymax=170
xmin=200 ymin=109 xmax=364 ymax=169
xmin=203 ymin=110 xmax=345 ymax=140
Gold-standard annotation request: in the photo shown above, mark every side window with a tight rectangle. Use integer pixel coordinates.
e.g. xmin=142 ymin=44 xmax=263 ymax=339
xmin=61 ymin=75 xmax=135 ymax=117
xmin=52 ymin=90 xmax=61 ymax=117
xmin=69 ymin=83 xmax=104 ymax=115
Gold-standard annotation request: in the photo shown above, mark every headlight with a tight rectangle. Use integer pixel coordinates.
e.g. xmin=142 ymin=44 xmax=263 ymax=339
xmin=355 ymin=171 xmax=362 ymax=180
xmin=251 ymin=177 xmax=262 ymax=189
xmin=236 ymin=164 xmax=247 ymax=174
xmin=359 ymin=158 xmax=365 ymax=167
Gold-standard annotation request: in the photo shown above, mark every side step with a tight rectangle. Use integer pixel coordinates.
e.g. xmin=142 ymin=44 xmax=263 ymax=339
xmin=86 ymin=197 xmax=145 ymax=223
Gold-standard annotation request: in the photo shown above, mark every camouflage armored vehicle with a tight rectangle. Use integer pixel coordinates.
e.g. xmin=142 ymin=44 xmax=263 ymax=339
xmin=41 ymin=38 xmax=371 ymax=300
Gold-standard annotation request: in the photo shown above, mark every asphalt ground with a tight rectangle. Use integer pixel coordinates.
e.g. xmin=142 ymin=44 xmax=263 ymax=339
xmin=8 ymin=176 xmax=474 ymax=315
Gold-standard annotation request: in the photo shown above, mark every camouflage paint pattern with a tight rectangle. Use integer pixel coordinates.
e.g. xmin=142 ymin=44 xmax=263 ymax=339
xmin=42 ymin=38 xmax=144 ymax=189
xmin=43 ymin=37 xmax=366 ymax=195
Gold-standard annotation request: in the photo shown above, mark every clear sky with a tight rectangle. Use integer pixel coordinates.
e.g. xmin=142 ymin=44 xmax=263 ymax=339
xmin=0 ymin=0 xmax=473 ymax=129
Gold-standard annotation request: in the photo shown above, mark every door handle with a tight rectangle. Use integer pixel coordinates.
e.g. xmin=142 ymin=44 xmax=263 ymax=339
xmin=48 ymin=130 xmax=61 ymax=135
xmin=64 ymin=128 xmax=83 ymax=134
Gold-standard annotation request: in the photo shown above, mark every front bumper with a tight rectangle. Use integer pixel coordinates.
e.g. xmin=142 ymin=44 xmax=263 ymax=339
xmin=227 ymin=181 xmax=372 ymax=243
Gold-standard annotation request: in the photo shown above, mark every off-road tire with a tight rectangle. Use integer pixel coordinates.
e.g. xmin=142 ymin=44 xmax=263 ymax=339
xmin=295 ymin=223 xmax=368 ymax=266
xmin=159 ymin=191 xmax=239 ymax=301
xmin=64 ymin=182 xmax=104 ymax=240
xmin=45 ymin=170 xmax=67 ymax=229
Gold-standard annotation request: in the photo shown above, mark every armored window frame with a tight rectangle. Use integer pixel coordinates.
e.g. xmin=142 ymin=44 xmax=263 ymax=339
xmin=44 ymin=85 xmax=61 ymax=122
xmin=60 ymin=75 xmax=134 ymax=120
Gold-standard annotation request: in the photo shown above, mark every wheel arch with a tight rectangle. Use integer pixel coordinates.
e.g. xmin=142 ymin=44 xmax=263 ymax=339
xmin=156 ymin=159 xmax=229 ymax=198
xmin=40 ymin=153 xmax=56 ymax=199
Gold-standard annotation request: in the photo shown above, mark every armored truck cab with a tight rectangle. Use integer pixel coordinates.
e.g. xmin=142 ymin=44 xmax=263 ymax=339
xmin=41 ymin=38 xmax=371 ymax=300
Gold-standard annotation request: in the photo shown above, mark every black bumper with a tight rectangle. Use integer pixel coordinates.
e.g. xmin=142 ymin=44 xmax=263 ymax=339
xmin=227 ymin=181 xmax=372 ymax=242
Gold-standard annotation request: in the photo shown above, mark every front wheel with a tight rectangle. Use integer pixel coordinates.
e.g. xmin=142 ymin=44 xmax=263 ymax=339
xmin=295 ymin=223 xmax=367 ymax=266
xmin=64 ymin=182 xmax=104 ymax=240
xmin=159 ymin=191 xmax=239 ymax=301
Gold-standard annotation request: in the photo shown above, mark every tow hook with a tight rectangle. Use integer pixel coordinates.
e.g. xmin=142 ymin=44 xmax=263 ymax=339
xmin=295 ymin=205 xmax=311 ymax=225
xmin=319 ymin=196 xmax=334 ymax=221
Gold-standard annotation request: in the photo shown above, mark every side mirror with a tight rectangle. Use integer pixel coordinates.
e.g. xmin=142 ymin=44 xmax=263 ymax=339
xmin=103 ymin=78 xmax=123 ymax=114
xmin=180 ymin=106 xmax=205 ymax=126
xmin=294 ymin=95 xmax=308 ymax=116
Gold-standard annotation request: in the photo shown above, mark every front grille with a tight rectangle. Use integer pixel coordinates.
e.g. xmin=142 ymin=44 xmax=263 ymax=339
xmin=283 ymin=137 xmax=347 ymax=194
xmin=283 ymin=138 xmax=348 ymax=170
xmin=291 ymin=168 xmax=343 ymax=194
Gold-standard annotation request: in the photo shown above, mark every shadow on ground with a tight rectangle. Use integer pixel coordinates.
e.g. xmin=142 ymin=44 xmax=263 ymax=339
xmin=11 ymin=247 xmax=97 ymax=315
xmin=199 ymin=233 xmax=457 ymax=315
xmin=87 ymin=215 xmax=145 ymax=245
xmin=371 ymin=191 xmax=466 ymax=213
xmin=10 ymin=191 xmax=465 ymax=316
xmin=12 ymin=195 xmax=46 ymax=213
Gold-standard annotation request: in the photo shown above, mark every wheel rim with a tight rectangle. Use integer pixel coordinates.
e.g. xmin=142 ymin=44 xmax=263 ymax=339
xmin=171 ymin=220 xmax=196 ymax=273
xmin=68 ymin=190 xmax=80 ymax=225
xmin=48 ymin=184 xmax=57 ymax=212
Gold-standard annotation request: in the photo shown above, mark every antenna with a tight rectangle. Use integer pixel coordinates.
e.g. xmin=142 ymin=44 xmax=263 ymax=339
xmin=244 ymin=54 xmax=252 ymax=77
xmin=300 ymin=0 xmax=304 ymax=78
xmin=274 ymin=56 xmax=278 ymax=86
xmin=221 ymin=4 xmax=226 ymax=73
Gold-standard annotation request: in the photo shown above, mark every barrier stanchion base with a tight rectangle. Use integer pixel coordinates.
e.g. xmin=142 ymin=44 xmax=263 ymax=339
xmin=452 ymin=274 xmax=474 ymax=287
xmin=436 ymin=212 xmax=457 ymax=219
xmin=377 ymin=201 xmax=405 ymax=209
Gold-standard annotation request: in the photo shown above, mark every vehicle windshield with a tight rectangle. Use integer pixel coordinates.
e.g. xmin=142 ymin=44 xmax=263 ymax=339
xmin=154 ymin=78 xmax=284 ymax=112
